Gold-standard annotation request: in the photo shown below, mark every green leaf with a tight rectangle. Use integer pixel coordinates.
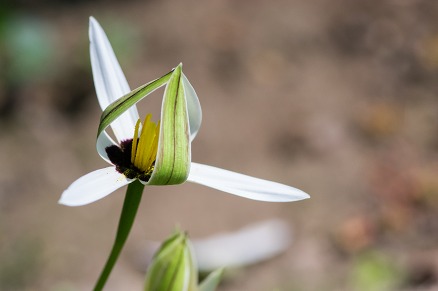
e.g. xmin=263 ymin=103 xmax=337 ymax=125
xmin=149 ymin=64 xmax=191 ymax=185
xmin=199 ymin=268 xmax=224 ymax=291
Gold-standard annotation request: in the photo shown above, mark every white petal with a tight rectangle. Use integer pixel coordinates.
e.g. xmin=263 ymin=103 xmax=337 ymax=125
xmin=187 ymin=162 xmax=310 ymax=202
xmin=89 ymin=17 xmax=139 ymax=142
xmin=59 ymin=166 xmax=133 ymax=206
xmin=193 ymin=219 xmax=291 ymax=271
xmin=182 ymin=73 xmax=202 ymax=141
xmin=96 ymin=130 xmax=117 ymax=163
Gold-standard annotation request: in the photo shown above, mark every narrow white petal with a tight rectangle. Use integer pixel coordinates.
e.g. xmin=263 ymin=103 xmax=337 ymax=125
xmin=96 ymin=130 xmax=117 ymax=163
xmin=182 ymin=73 xmax=202 ymax=141
xmin=89 ymin=17 xmax=139 ymax=142
xmin=187 ymin=162 xmax=310 ymax=202
xmin=59 ymin=166 xmax=133 ymax=206
xmin=193 ymin=219 xmax=291 ymax=271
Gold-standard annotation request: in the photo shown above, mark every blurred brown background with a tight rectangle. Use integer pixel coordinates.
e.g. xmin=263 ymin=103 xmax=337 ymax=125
xmin=1 ymin=0 xmax=438 ymax=290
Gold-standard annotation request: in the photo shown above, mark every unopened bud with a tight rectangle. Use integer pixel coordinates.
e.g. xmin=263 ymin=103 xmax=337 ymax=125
xmin=145 ymin=231 xmax=198 ymax=291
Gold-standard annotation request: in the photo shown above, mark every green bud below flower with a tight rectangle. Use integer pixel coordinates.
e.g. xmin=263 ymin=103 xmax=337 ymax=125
xmin=145 ymin=231 xmax=198 ymax=291
xmin=145 ymin=231 xmax=224 ymax=291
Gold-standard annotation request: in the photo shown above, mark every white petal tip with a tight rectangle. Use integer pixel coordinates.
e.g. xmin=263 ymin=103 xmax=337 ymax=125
xmin=89 ymin=16 xmax=98 ymax=29
xmin=58 ymin=197 xmax=81 ymax=207
xmin=287 ymin=190 xmax=310 ymax=202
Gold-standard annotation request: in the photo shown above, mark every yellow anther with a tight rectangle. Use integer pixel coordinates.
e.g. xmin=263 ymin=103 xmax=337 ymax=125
xmin=131 ymin=114 xmax=160 ymax=173
xmin=131 ymin=119 xmax=141 ymax=164
xmin=147 ymin=120 xmax=160 ymax=168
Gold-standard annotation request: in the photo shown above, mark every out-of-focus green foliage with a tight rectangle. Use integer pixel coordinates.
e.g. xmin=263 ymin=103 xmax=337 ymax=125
xmin=350 ymin=251 xmax=403 ymax=291
xmin=1 ymin=15 xmax=54 ymax=83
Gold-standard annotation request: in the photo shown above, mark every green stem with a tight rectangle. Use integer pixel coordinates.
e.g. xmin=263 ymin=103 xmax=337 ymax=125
xmin=93 ymin=180 xmax=145 ymax=291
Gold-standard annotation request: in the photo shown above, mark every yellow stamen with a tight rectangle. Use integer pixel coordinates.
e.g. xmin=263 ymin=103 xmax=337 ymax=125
xmin=131 ymin=114 xmax=160 ymax=173
xmin=147 ymin=120 xmax=160 ymax=168
xmin=131 ymin=119 xmax=141 ymax=164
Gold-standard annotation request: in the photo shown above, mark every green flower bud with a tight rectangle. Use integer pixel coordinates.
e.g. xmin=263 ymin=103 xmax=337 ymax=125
xmin=145 ymin=231 xmax=198 ymax=291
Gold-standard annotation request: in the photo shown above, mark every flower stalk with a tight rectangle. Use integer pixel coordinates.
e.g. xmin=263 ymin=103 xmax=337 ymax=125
xmin=94 ymin=180 xmax=144 ymax=291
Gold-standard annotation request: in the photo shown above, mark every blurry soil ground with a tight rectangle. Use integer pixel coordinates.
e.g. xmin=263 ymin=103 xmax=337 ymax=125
xmin=0 ymin=0 xmax=438 ymax=290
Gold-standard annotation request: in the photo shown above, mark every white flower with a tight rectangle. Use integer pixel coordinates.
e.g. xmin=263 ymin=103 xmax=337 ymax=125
xmin=59 ymin=17 xmax=310 ymax=206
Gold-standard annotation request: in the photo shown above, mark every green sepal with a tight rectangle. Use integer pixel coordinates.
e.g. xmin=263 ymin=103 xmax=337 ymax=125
xmin=148 ymin=64 xmax=190 ymax=185
xmin=97 ymin=70 xmax=173 ymax=140
xmin=145 ymin=231 xmax=198 ymax=291
xmin=199 ymin=268 xmax=224 ymax=291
